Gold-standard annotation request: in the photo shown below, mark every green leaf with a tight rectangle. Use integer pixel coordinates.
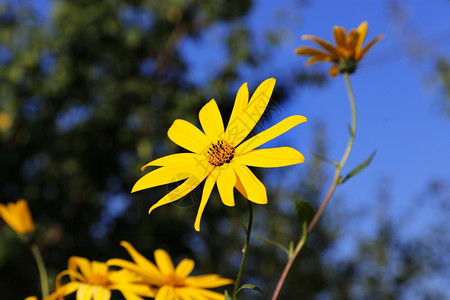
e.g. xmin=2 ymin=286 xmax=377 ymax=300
xmin=224 ymin=290 xmax=232 ymax=300
xmin=295 ymin=200 xmax=314 ymax=227
xmin=340 ymin=151 xmax=376 ymax=184
xmin=236 ymin=284 xmax=264 ymax=295
xmin=310 ymin=151 xmax=334 ymax=165
xmin=253 ymin=233 xmax=291 ymax=257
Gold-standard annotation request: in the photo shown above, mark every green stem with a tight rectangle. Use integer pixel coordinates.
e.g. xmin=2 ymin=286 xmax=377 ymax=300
xmin=231 ymin=201 xmax=253 ymax=300
xmin=30 ymin=243 xmax=49 ymax=299
xmin=271 ymin=72 xmax=357 ymax=300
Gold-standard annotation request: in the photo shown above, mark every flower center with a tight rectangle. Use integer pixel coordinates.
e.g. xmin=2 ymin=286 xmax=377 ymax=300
xmin=164 ymin=274 xmax=185 ymax=288
xmin=207 ymin=140 xmax=235 ymax=167
xmin=88 ymin=272 xmax=111 ymax=286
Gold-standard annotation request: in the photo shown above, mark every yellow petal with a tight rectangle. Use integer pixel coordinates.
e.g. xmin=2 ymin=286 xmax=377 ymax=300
xmin=118 ymin=284 xmax=156 ymax=298
xmin=355 ymin=21 xmax=368 ymax=52
xmin=175 ymin=258 xmax=195 ymax=278
xmin=121 ymin=290 xmax=149 ymax=300
xmin=76 ymin=284 xmax=93 ymax=300
xmin=47 ymin=281 xmax=82 ymax=300
xmin=347 ymin=29 xmax=359 ymax=55
xmin=132 ymin=165 xmax=193 ymax=193
xmin=357 ymin=34 xmax=384 ymax=61
xmin=305 ymin=55 xmax=334 ymax=66
xmin=216 ymin=165 xmax=236 ymax=207
xmin=194 ymin=169 xmax=217 ymax=231
xmin=185 ymin=274 xmax=234 ymax=288
xmin=177 ymin=287 xmax=227 ymax=300
xmin=199 ymin=99 xmax=224 ymax=141
xmin=329 ymin=65 xmax=339 ymax=77
xmin=108 ymin=259 xmax=163 ymax=286
xmin=232 ymin=163 xmax=267 ymax=204
xmin=175 ymin=287 xmax=218 ymax=300
xmin=226 ymin=78 xmax=276 ymax=146
xmin=148 ymin=167 xmax=211 ymax=214
xmin=333 ymin=26 xmax=346 ymax=48
xmin=234 ymin=147 xmax=304 ymax=168
xmin=155 ymin=285 xmax=175 ymax=300
xmin=93 ymin=286 xmax=111 ymax=300
xmin=118 ymin=241 xmax=163 ymax=281
xmin=154 ymin=249 xmax=174 ymax=276
xmin=140 ymin=153 xmax=204 ymax=170
xmin=301 ymin=34 xmax=339 ymax=57
xmin=68 ymin=257 xmax=91 ymax=279
xmin=91 ymin=261 xmax=108 ymax=277
xmin=226 ymin=82 xmax=249 ymax=142
xmin=294 ymin=46 xmax=331 ymax=57
xmin=236 ymin=115 xmax=307 ymax=155
xmin=167 ymin=119 xmax=211 ymax=154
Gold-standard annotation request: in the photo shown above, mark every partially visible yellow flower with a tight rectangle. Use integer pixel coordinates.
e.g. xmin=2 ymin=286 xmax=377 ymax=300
xmin=133 ymin=78 xmax=307 ymax=231
xmin=24 ymin=297 xmax=37 ymax=300
xmin=108 ymin=241 xmax=234 ymax=300
xmin=0 ymin=199 xmax=35 ymax=235
xmin=0 ymin=111 xmax=13 ymax=132
xmin=47 ymin=256 xmax=154 ymax=300
xmin=295 ymin=21 xmax=384 ymax=76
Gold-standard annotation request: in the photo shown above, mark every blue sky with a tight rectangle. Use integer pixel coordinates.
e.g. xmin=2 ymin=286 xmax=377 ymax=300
xmin=30 ymin=0 xmax=450 ymax=243
xmin=223 ymin=0 xmax=450 ymax=214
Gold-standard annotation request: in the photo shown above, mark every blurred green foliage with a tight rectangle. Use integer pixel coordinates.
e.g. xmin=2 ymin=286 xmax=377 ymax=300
xmin=1 ymin=1 xmax=449 ymax=299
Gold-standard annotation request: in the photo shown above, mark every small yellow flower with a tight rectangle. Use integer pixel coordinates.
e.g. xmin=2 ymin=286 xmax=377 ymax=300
xmin=108 ymin=241 xmax=234 ymax=300
xmin=24 ymin=297 xmax=37 ymax=300
xmin=133 ymin=78 xmax=307 ymax=231
xmin=47 ymin=256 xmax=154 ymax=300
xmin=0 ymin=199 xmax=35 ymax=235
xmin=295 ymin=21 xmax=384 ymax=76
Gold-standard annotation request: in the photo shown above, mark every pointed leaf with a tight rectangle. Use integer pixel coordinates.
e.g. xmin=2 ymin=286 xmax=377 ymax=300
xmin=340 ymin=151 xmax=376 ymax=184
xmin=236 ymin=284 xmax=264 ymax=295
xmin=294 ymin=200 xmax=314 ymax=227
xmin=224 ymin=290 xmax=232 ymax=300
xmin=253 ymin=233 xmax=291 ymax=257
xmin=309 ymin=151 xmax=334 ymax=165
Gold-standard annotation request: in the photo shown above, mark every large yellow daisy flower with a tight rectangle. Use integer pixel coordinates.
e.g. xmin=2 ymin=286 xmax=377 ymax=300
xmin=132 ymin=78 xmax=307 ymax=231
xmin=295 ymin=21 xmax=384 ymax=76
xmin=0 ymin=199 xmax=35 ymax=235
xmin=47 ymin=256 xmax=154 ymax=300
xmin=108 ymin=241 xmax=234 ymax=300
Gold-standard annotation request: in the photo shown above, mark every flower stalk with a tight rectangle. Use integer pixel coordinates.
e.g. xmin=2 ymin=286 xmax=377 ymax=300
xmin=30 ymin=244 xmax=49 ymax=299
xmin=271 ymin=72 xmax=357 ymax=300
xmin=231 ymin=200 xmax=253 ymax=300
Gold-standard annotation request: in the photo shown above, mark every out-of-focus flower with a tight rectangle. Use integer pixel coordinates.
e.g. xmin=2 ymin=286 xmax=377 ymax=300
xmin=295 ymin=21 xmax=384 ymax=76
xmin=0 ymin=199 xmax=35 ymax=235
xmin=47 ymin=256 xmax=154 ymax=300
xmin=0 ymin=111 xmax=13 ymax=132
xmin=24 ymin=296 xmax=37 ymax=300
xmin=108 ymin=241 xmax=233 ymax=300
xmin=133 ymin=78 xmax=306 ymax=231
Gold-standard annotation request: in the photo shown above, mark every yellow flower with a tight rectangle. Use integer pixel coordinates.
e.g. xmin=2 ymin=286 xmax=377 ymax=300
xmin=108 ymin=241 xmax=234 ymax=300
xmin=133 ymin=78 xmax=306 ymax=231
xmin=47 ymin=256 xmax=154 ymax=300
xmin=294 ymin=21 xmax=384 ymax=76
xmin=24 ymin=297 xmax=37 ymax=300
xmin=0 ymin=199 xmax=35 ymax=235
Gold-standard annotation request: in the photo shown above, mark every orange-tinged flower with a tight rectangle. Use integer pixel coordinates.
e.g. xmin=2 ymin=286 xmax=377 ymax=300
xmin=47 ymin=256 xmax=154 ymax=300
xmin=108 ymin=241 xmax=234 ymax=300
xmin=0 ymin=199 xmax=35 ymax=235
xmin=295 ymin=21 xmax=384 ymax=76
xmin=132 ymin=78 xmax=307 ymax=231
